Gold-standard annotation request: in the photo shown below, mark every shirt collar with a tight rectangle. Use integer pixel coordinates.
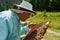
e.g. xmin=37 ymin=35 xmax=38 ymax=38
xmin=10 ymin=9 xmax=20 ymax=20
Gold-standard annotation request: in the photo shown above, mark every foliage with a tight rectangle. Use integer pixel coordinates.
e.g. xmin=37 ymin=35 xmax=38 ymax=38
xmin=27 ymin=11 xmax=60 ymax=32
xmin=29 ymin=0 xmax=60 ymax=11
xmin=30 ymin=0 xmax=49 ymax=11
xmin=0 ymin=0 xmax=60 ymax=11
xmin=0 ymin=0 xmax=22 ymax=12
xmin=44 ymin=33 xmax=60 ymax=40
xmin=49 ymin=0 xmax=60 ymax=11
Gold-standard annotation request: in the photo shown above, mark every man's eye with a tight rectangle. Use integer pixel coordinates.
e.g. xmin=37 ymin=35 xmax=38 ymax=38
xmin=13 ymin=5 xmax=18 ymax=9
xmin=31 ymin=14 xmax=34 ymax=17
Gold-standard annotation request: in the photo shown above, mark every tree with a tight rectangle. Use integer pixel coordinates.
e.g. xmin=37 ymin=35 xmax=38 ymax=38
xmin=49 ymin=0 xmax=60 ymax=11
xmin=30 ymin=0 xmax=49 ymax=11
xmin=0 ymin=0 xmax=22 ymax=12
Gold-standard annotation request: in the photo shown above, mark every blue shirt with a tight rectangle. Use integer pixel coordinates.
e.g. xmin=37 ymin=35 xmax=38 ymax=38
xmin=0 ymin=10 xmax=29 ymax=40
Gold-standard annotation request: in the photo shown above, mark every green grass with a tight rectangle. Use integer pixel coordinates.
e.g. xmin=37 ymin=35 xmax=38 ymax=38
xmin=27 ymin=11 xmax=60 ymax=32
xmin=43 ymin=33 xmax=60 ymax=40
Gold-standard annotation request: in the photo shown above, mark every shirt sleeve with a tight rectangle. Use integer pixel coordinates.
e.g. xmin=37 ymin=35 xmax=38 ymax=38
xmin=20 ymin=22 xmax=29 ymax=38
xmin=0 ymin=17 xmax=8 ymax=40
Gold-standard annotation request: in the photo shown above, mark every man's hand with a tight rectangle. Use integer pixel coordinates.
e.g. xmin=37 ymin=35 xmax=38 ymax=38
xmin=28 ymin=22 xmax=39 ymax=31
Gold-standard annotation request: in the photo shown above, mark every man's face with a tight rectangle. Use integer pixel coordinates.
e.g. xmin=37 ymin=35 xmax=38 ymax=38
xmin=17 ymin=11 xmax=31 ymax=21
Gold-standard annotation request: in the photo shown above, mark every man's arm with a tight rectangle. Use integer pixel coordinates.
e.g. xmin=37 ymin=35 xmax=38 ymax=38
xmin=0 ymin=17 xmax=8 ymax=40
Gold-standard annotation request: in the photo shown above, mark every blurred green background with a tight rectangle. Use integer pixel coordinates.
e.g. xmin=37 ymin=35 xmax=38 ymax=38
xmin=0 ymin=0 xmax=60 ymax=11
xmin=27 ymin=11 xmax=60 ymax=32
xmin=27 ymin=11 xmax=60 ymax=40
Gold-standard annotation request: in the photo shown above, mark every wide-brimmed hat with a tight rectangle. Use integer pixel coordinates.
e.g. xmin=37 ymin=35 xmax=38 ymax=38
xmin=14 ymin=0 xmax=36 ymax=15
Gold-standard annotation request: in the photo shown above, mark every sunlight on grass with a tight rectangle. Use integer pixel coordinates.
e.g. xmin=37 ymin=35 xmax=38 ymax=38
xmin=27 ymin=11 xmax=60 ymax=32
xmin=43 ymin=33 xmax=60 ymax=40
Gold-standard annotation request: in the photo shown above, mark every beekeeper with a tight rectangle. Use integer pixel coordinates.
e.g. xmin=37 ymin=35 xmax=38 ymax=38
xmin=0 ymin=0 xmax=36 ymax=40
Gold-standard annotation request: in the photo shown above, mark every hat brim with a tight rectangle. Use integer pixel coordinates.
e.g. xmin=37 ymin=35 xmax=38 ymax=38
xmin=15 ymin=5 xmax=36 ymax=15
